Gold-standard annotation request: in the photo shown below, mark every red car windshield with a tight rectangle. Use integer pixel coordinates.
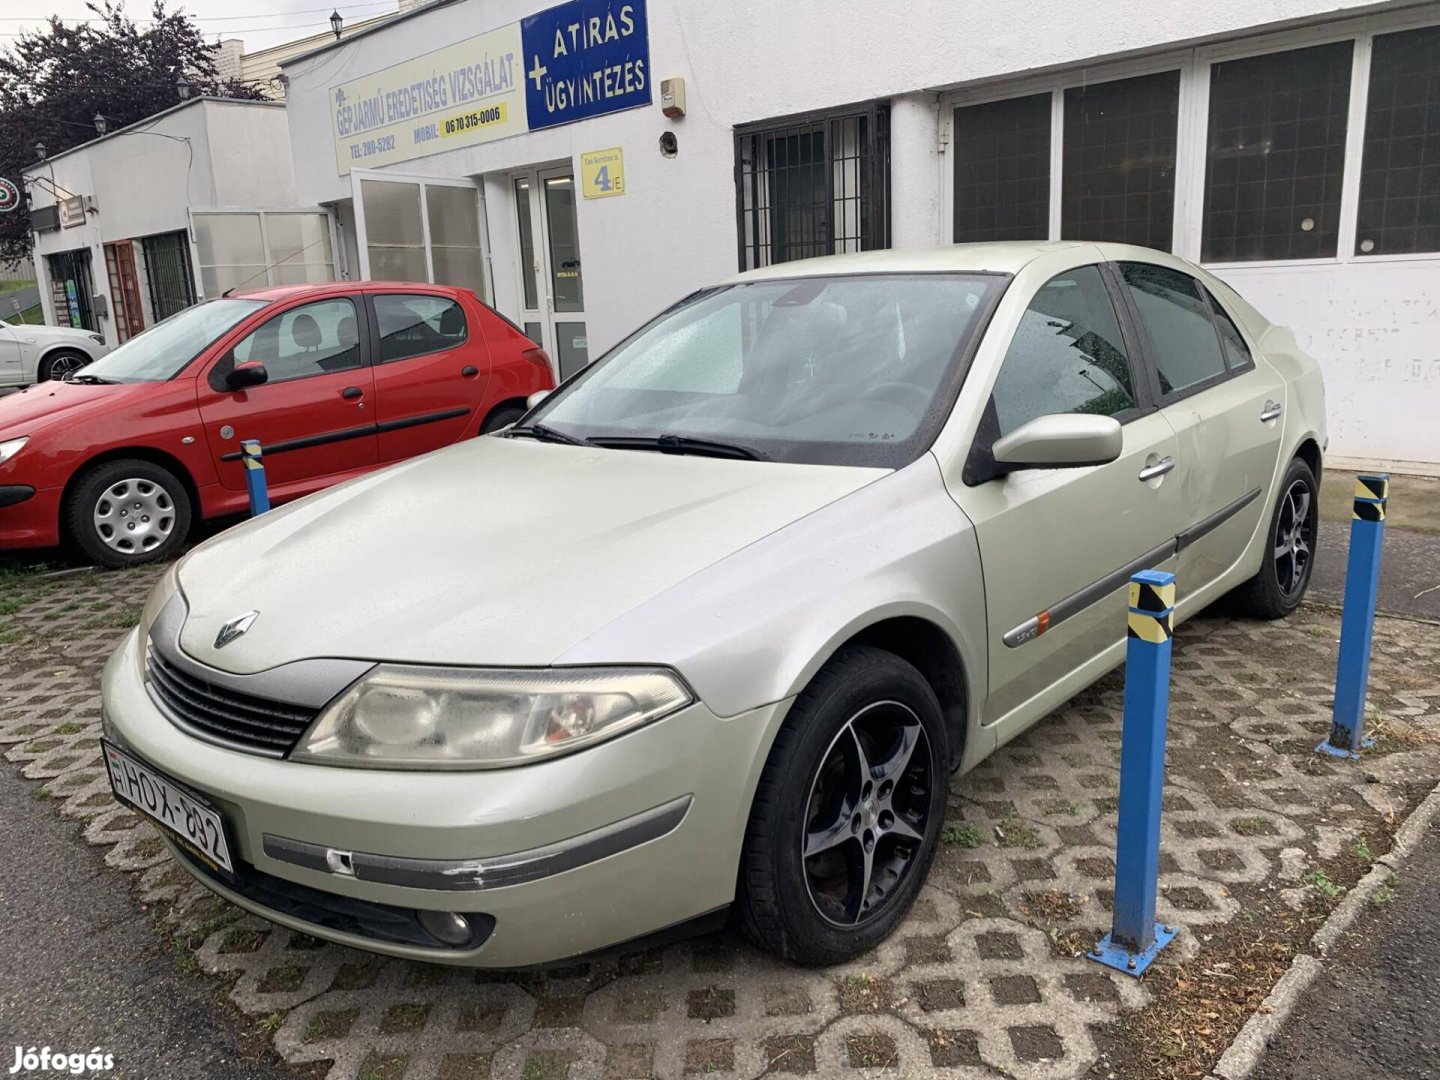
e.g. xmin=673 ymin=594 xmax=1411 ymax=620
xmin=77 ymin=299 xmax=268 ymax=384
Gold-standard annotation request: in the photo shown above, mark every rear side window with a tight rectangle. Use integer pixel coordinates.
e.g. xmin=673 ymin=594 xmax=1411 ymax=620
xmin=1120 ymin=263 xmax=1228 ymax=396
xmin=374 ymin=294 xmax=467 ymax=363
xmin=1206 ymin=288 xmax=1254 ymax=371
xmin=991 ymin=265 xmax=1137 ymax=437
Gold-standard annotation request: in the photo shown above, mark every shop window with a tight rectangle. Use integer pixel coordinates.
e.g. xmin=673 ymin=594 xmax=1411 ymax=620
xmin=1202 ymin=42 xmax=1353 ymax=262
xmin=1356 ymin=25 xmax=1440 ymax=256
xmin=991 ymin=265 xmax=1137 ymax=437
xmin=374 ymin=294 xmax=467 ymax=363
xmin=735 ymin=103 xmax=890 ymax=270
xmin=193 ymin=211 xmax=335 ymax=297
xmin=47 ymin=249 xmax=96 ymax=331
xmin=1061 ymin=71 xmax=1180 ymax=250
xmin=953 ymin=93 xmax=1052 ymax=243
xmin=142 ymin=231 xmax=197 ymax=320
xmin=1120 ymin=263 xmax=1228 ymax=396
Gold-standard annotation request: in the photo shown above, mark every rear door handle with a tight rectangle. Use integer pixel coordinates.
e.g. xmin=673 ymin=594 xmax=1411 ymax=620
xmin=1138 ymin=456 xmax=1175 ymax=482
xmin=1260 ymin=400 xmax=1283 ymax=422
xmin=341 ymin=386 xmax=363 ymax=400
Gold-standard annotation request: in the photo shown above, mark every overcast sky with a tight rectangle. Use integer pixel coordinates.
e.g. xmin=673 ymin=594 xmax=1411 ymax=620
xmin=0 ymin=0 xmax=403 ymax=55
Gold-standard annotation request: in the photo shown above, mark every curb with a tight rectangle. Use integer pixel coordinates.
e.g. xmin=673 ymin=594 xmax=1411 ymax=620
xmin=1210 ymin=781 xmax=1440 ymax=1080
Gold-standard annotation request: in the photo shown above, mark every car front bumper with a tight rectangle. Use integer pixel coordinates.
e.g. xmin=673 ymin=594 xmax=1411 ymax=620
xmin=0 ymin=483 xmax=61 ymax=548
xmin=101 ymin=628 xmax=788 ymax=966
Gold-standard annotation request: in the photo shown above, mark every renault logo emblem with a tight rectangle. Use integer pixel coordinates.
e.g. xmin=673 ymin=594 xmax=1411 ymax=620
xmin=214 ymin=611 xmax=259 ymax=649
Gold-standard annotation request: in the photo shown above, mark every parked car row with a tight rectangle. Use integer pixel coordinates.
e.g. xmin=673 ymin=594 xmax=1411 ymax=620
xmin=16 ymin=244 xmax=1327 ymax=969
xmin=0 ymin=282 xmax=554 ymax=566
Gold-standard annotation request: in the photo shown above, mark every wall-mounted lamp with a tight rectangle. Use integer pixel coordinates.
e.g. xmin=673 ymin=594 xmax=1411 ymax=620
xmin=177 ymin=77 xmax=192 ymax=100
xmin=93 ymin=113 xmax=108 ymax=135
xmin=329 ymin=10 xmax=343 ymax=39
xmin=35 ymin=142 xmax=46 ymax=161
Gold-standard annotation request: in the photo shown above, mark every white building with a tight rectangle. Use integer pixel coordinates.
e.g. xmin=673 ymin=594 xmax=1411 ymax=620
xmin=24 ymin=97 xmax=337 ymax=347
xmin=290 ymin=1 xmax=1435 ymax=469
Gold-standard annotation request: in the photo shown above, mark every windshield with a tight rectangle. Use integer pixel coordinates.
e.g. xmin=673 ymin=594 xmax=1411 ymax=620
xmin=77 ymin=299 xmax=268 ymax=383
xmin=529 ymin=273 xmax=1006 ymax=467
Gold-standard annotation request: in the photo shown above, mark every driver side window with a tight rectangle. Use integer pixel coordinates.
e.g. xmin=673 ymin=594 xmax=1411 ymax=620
xmin=227 ymin=298 xmax=361 ymax=385
xmin=991 ymin=266 xmax=1137 ymax=436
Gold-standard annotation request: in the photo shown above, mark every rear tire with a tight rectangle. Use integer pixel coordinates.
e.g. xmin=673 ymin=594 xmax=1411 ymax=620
xmin=1237 ymin=456 xmax=1318 ymax=619
xmin=737 ymin=645 xmax=949 ymax=965
xmin=39 ymin=349 xmax=90 ymax=382
xmin=65 ymin=459 xmax=192 ymax=568
xmin=480 ymin=402 xmax=527 ymax=434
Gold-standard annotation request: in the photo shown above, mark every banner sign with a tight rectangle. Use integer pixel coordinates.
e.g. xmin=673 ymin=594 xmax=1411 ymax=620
xmin=520 ymin=0 xmax=649 ymax=131
xmin=328 ymin=0 xmax=649 ymax=174
xmin=330 ymin=22 xmax=526 ymax=174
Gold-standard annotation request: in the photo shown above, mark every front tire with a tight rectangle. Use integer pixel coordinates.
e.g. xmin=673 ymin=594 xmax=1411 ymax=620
xmin=1237 ymin=456 xmax=1319 ymax=619
xmin=39 ymin=349 xmax=91 ymax=382
xmin=65 ymin=459 xmax=192 ymax=568
xmin=737 ymin=645 xmax=949 ymax=965
xmin=480 ymin=402 xmax=528 ymax=434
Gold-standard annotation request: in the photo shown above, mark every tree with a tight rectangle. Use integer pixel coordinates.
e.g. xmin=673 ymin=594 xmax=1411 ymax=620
xmin=0 ymin=2 xmax=266 ymax=267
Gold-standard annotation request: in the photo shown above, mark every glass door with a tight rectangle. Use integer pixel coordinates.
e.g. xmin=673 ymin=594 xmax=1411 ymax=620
xmin=512 ymin=166 xmax=589 ymax=381
xmin=350 ymin=171 xmax=489 ymax=300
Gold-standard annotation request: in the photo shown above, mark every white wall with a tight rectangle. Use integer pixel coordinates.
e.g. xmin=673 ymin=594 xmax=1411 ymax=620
xmin=281 ymin=0 xmax=1440 ymax=465
xmin=25 ymin=100 xmax=298 ymax=346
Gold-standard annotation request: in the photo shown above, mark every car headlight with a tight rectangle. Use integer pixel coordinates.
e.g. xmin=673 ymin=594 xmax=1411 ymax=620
xmin=291 ymin=665 xmax=694 ymax=769
xmin=135 ymin=562 xmax=182 ymax=665
xmin=0 ymin=436 xmax=28 ymax=466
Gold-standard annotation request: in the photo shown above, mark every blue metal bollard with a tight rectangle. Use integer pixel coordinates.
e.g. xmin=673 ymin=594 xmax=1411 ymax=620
xmin=1089 ymin=568 xmax=1178 ymax=977
xmin=1318 ymin=474 xmax=1389 ymax=759
xmin=241 ymin=440 xmax=271 ymax=515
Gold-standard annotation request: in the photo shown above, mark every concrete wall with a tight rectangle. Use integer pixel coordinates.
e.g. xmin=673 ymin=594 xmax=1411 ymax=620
xmin=280 ymin=0 xmax=1439 ymax=466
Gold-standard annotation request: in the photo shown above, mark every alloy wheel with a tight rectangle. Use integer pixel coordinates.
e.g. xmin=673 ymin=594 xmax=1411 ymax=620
xmin=1273 ymin=478 xmax=1315 ymax=600
xmin=801 ymin=701 xmax=935 ymax=926
xmin=48 ymin=354 xmax=87 ymax=380
xmin=93 ymin=478 xmax=175 ymax=555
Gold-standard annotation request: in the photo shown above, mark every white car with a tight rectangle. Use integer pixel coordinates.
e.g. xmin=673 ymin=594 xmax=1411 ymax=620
xmin=0 ymin=316 xmax=109 ymax=386
xmin=101 ymin=242 xmax=1324 ymax=967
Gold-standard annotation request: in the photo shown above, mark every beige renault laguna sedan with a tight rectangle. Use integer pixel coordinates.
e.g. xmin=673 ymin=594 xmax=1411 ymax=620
xmin=101 ymin=242 xmax=1324 ymax=967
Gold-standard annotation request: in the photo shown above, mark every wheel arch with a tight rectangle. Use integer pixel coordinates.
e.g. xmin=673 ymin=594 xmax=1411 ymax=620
xmin=821 ymin=615 xmax=970 ymax=773
xmin=1293 ymin=435 xmax=1322 ymax=486
xmin=37 ymin=343 xmax=92 ymax=377
xmin=62 ymin=446 xmax=201 ymax=527
xmin=480 ymin=396 xmax=530 ymax=431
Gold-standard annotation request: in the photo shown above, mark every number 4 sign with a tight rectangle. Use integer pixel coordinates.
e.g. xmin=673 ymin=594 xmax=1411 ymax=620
xmin=581 ymin=147 xmax=625 ymax=199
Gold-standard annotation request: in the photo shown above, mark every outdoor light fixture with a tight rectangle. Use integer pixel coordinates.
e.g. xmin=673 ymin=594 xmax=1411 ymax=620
xmin=34 ymin=143 xmax=45 ymax=161
xmin=177 ymin=77 xmax=191 ymax=100
xmin=93 ymin=113 xmax=107 ymax=135
xmin=330 ymin=10 xmax=343 ymax=38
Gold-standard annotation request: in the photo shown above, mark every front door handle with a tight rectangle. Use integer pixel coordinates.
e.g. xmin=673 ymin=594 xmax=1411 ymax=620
xmin=1138 ymin=456 xmax=1175 ymax=482
xmin=1260 ymin=400 xmax=1283 ymax=422
xmin=460 ymin=365 xmax=479 ymax=377
xmin=341 ymin=386 xmax=363 ymax=400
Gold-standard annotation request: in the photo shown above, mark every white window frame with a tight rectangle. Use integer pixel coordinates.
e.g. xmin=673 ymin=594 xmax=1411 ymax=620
xmin=187 ymin=206 xmax=340 ymax=300
xmin=349 ymin=169 xmax=494 ymax=301
xmin=939 ymin=6 xmax=1440 ymax=271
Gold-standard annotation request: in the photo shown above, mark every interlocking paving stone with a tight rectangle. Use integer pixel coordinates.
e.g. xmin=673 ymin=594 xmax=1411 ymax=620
xmin=3 ymin=565 xmax=1438 ymax=1079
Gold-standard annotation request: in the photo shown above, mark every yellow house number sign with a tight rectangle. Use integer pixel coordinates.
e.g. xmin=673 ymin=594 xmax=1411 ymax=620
xmin=580 ymin=147 xmax=625 ymax=199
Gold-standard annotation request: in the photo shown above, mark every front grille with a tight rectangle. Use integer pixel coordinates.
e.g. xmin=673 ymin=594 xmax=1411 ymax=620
xmin=173 ymin=843 xmax=495 ymax=951
xmin=147 ymin=645 xmax=318 ymax=756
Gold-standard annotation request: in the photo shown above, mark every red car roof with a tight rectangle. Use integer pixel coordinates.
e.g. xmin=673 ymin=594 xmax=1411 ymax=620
xmin=229 ymin=281 xmax=474 ymax=301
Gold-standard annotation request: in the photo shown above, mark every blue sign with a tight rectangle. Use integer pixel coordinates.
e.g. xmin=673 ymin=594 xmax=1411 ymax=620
xmin=520 ymin=0 xmax=650 ymax=132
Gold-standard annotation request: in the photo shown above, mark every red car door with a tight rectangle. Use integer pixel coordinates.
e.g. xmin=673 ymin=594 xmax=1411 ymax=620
xmin=367 ymin=291 xmax=490 ymax=463
xmin=197 ymin=295 xmax=378 ymax=492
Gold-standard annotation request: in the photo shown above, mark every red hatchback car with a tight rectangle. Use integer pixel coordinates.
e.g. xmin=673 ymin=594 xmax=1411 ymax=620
xmin=0 ymin=282 xmax=554 ymax=567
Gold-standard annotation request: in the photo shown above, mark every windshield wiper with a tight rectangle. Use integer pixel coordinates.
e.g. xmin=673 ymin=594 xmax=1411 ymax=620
xmin=65 ymin=374 xmax=117 ymax=385
xmin=505 ymin=422 xmax=590 ymax=446
xmin=586 ymin=434 xmax=766 ymax=461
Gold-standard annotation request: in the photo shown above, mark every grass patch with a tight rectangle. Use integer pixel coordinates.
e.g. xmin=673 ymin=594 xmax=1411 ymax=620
xmin=258 ymin=1011 xmax=286 ymax=1034
xmin=54 ymin=721 xmax=87 ymax=735
xmin=1229 ymin=816 xmax=1276 ymax=837
xmin=1302 ymin=869 xmax=1345 ymax=901
xmin=940 ymin=822 xmax=983 ymax=847
xmin=995 ymin=813 xmax=1044 ymax=848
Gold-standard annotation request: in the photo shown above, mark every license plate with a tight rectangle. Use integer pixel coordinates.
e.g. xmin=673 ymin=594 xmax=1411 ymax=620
xmin=102 ymin=740 xmax=234 ymax=874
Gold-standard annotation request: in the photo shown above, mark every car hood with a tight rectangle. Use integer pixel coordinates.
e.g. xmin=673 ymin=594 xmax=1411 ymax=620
xmin=0 ymin=379 xmax=159 ymax=438
xmin=176 ymin=436 xmax=887 ymax=673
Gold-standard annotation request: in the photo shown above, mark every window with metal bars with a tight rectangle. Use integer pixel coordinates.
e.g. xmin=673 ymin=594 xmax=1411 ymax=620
xmin=735 ymin=102 xmax=890 ymax=271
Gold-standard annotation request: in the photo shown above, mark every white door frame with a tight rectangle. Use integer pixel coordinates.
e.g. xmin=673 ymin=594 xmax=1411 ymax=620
xmin=350 ymin=169 xmax=493 ymax=299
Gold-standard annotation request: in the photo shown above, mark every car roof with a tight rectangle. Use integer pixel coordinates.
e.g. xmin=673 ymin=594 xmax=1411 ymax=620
xmin=229 ymin=281 xmax=471 ymax=302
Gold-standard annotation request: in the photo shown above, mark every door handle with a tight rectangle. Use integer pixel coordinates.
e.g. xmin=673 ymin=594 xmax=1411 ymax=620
xmin=1260 ymin=400 xmax=1283 ymax=422
xmin=341 ymin=386 xmax=363 ymax=400
xmin=1138 ymin=456 xmax=1175 ymax=482
xmin=460 ymin=365 xmax=479 ymax=377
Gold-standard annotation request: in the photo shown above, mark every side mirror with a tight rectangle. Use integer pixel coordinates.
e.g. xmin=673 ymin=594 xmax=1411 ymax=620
xmin=226 ymin=360 xmax=269 ymax=390
xmin=992 ymin=413 xmax=1123 ymax=470
xmin=526 ymin=389 xmax=551 ymax=410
